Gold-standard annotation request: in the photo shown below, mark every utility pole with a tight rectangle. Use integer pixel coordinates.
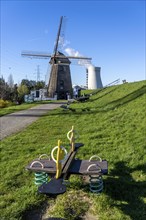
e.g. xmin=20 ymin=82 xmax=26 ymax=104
xmin=34 ymin=65 xmax=41 ymax=82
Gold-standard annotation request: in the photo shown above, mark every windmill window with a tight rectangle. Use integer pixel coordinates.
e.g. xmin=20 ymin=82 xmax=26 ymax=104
xmin=60 ymin=80 xmax=64 ymax=89
xmin=63 ymin=66 xmax=67 ymax=71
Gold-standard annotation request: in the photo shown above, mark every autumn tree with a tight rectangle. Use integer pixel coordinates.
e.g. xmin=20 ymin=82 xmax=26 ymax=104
xmin=17 ymin=84 xmax=29 ymax=103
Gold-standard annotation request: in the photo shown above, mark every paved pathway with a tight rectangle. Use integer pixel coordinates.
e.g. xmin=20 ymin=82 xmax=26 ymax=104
xmin=0 ymin=103 xmax=62 ymax=140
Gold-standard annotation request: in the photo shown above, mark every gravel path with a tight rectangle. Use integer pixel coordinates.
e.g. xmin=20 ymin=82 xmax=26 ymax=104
xmin=0 ymin=103 xmax=62 ymax=140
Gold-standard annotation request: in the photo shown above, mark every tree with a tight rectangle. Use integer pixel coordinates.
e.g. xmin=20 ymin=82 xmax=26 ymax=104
xmin=20 ymin=79 xmax=45 ymax=91
xmin=7 ymin=74 xmax=14 ymax=89
xmin=29 ymin=80 xmax=37 ymax=89
xmin=17 ymin=84 xmax=29 ymax=103
xmin=21 ymin=79 xmax=30 ymax=86
xmin=35 ymin=80 xmax=45 ymax=90
xmin=0 ymin=77 xmax=11 ymax=100
xmin=21 ymin=79 xmax=37 ymax=92
xmin=12 ymin=84 xmax=18 ymax=102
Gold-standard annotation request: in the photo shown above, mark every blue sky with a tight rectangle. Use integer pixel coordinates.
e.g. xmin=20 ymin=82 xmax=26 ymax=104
xmin=1 ymin=0 xmax=145 ymax=86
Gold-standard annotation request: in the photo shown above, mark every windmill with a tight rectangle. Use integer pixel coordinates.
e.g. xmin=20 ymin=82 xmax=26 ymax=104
xmin=22 ymin=16 xmax=92 ymax=100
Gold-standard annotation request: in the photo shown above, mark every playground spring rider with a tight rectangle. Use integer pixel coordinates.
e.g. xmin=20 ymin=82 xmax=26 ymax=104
xmin=26 ymin=126 xmax=108 ymax=195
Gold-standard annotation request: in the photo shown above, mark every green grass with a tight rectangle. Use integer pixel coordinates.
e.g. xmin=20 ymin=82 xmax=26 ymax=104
xmin=0 ymin=80 xmax=146 ymax=220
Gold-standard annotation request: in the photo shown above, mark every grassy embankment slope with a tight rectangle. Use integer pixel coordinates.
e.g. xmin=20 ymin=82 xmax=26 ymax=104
xmin=0 ymin=80 xmax=146 ymax=220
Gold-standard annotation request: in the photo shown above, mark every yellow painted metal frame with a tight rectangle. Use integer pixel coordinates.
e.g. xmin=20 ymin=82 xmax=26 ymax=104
xmin=55 ymin=126 xmax=76 ymax=179
xmin=56 ymin=140 xmax=64 ymax=179
xmin=70 ymin=126 xmax=75 ymax=152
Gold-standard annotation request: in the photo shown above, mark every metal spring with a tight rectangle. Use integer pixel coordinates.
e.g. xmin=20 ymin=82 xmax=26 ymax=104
xmin=87 ymin=163 xmax=103 ymax=194
xmin=30 ymin=161 xmax=48 ymax=186
xmin=34 ymin=172 xmax=48 ymax=186
xmin=89 ymin=174 xmax=103 ymax=193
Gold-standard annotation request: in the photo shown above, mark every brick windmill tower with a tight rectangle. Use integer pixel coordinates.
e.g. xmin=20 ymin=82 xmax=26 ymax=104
xmin=22 ymin=16 xmax=92 ymax=99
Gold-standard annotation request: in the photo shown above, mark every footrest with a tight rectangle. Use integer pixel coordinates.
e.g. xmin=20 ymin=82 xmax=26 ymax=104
xmin=38 ymin=178 xmax=66 ymax=195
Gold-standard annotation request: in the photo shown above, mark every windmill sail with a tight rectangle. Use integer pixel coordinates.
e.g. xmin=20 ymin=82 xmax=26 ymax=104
xmin=21 ymin=50 xmax=91 ymax=60
xmin=53 ymin=16 xmax=63 ymax=55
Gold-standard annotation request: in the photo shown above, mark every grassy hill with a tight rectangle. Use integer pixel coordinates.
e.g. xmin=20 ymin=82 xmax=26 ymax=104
xmin=0 ymin=80 xmax=146 ymax=220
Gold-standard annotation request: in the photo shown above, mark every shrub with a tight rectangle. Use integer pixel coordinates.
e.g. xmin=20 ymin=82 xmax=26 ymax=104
xmin=0 ymin=99 xmax=14 ymax=108
xmin=0 ymin=99 xmax=7 ymax=108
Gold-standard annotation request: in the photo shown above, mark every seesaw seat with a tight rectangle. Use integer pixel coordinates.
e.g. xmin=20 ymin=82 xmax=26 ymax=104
xmin=26 ymin=159 xmax=108 ymax=175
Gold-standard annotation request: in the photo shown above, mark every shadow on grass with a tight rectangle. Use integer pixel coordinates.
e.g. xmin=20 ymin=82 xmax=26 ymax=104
xmin=106 ymin=85 xmax=146 ymax=109
xmin=52 ymin=85 xmax=146 ymax=116
xmin=44 ymin=85 xmax=145 ymax=118
xmin=88 ymin=86 xmax=118 ymax=102
xmin=21 ymin=201 xmax=51 ymax=220
xmin=105 ymin=161 xmax=146 ymax=220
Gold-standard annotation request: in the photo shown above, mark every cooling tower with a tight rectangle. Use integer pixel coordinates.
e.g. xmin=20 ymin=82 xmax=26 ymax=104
xmin=87 ymin=65 xmax=103 ymax=89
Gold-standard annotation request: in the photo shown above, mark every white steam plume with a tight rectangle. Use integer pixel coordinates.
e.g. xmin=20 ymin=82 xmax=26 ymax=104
xmin=58 ymin=36 xmax=92 ymax=67
xmin=65 ymin=47 xmax=91 ymax=67
xmin=65 ymin=48 xmax=82 ymax=57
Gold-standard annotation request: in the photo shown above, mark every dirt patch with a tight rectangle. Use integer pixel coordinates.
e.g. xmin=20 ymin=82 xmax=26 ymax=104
xmin=83 ymin=213 xmax=98 ymax=220
xmin=22 ymin=203 xmax=98 ymax=220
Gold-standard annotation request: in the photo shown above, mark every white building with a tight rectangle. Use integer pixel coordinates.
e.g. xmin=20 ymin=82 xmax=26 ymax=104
xmin=30 ymin=89 xmax=47 ymax=99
